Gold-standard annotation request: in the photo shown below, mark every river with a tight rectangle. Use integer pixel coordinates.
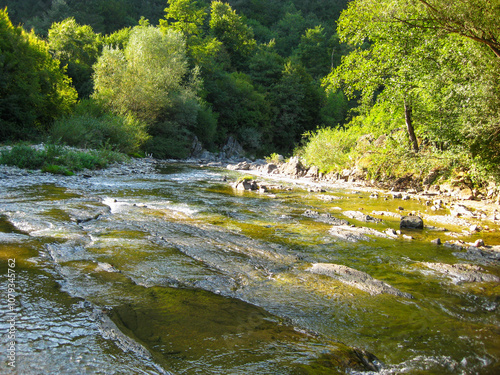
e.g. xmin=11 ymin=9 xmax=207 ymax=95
xmin=1 ymin=161 xmax=499 ymax=374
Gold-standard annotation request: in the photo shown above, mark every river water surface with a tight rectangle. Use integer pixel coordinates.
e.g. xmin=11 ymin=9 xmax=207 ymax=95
xmin=1 ymin=162 xmax=499 ymax=374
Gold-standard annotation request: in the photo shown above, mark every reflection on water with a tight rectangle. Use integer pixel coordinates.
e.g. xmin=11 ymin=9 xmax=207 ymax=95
xmin=0 ymin=163 xmax=499 ymax=374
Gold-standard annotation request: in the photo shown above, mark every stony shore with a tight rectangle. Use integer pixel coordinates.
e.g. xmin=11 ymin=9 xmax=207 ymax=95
xmin=1 ymin=151 xmax=499 ymax=254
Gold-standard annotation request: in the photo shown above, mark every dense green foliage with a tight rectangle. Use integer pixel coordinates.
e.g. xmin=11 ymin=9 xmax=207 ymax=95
xmin=50 ymin=100 xmax=149 ymax=154
xmin=0 ymin=143 xmax=126 ymax=173
xmin=0 ymin=8 xmax=77 ymax=140
xmin=1 ymin=1 xmax=499 ymax=186
xmin=302 ymin=0 xmax=500 ymax=185
xmin=1 ymin=0 xmax=350 ymax=157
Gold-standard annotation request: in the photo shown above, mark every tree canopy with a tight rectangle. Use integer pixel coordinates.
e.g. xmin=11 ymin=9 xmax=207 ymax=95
xmin=0 ymin=8 xmax=77 ymax=140
xmin=2 ymin=0 xmax=499 ymax=183
xmin=322 ymin=0 xmax=500 ymax=179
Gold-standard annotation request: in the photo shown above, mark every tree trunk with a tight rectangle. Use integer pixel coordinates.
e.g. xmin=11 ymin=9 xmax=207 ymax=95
xmin=404 ymin=100 xmax=419 ymax=152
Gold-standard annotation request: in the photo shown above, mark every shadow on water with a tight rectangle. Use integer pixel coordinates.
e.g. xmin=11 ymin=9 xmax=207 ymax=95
xmin=107 ymin=286 xmax=379 ymax=374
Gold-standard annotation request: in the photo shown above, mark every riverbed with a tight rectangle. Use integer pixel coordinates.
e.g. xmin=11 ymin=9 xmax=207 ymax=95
xmin=1 ymin=160 xmax=499 ymax=374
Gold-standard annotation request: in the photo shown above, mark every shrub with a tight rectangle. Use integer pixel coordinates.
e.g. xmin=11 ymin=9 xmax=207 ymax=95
xmin=265 ymin=153 xmax=283 ymax=164
xmin=0 ymin=143 xmax=127 ymax=173
xmin=50 ymin=100 xmax=149 ymax=154
xmin=41 ymin=165 xmax=74 ymax=176
xmin=143 ymin=121 xmax=191 ymax=159
xmin=0 ymin=145 xmax=46 ymax=169
xmin=299 ymin=126 xmax=362 ymax=173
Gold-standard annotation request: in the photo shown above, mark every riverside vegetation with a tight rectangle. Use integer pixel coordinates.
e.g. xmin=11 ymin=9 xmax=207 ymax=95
xmin=1 ymin=0 xmax=499 ymax=196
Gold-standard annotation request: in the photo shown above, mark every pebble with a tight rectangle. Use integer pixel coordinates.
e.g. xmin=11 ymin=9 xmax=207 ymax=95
xmin=474 ymin=239 xmax=485 ymax=247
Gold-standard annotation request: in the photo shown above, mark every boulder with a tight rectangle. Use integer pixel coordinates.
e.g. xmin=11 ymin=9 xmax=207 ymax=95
xmin=227 ymin=161 xmax=251 ymax=171
xmin=233 ymin=179 xmax=258 ymax=191
xmin=261 ymin=163 xmax=278 ymax=174
xmin=400 ymin=215 xmax=424 ymax=229
xmin=280 ymin=156 xmax=307 ymax=177
xmin=305 ymin=165 xmax=319 ymax=178
xmin=221 ymin=136 xmax=244 ymax=159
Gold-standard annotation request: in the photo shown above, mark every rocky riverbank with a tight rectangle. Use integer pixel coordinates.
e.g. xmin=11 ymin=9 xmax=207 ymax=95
xmin=219 ymin=156 xmax=500 ymax=225
xmin=2 ymin=142 xmax=499 ymax=261
xmin=204 ymin=155 xmax=500 ymax=265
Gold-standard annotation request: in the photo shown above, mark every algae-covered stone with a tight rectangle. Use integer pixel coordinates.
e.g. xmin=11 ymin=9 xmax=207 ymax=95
xmin=307 ymin=263 xmax=413 ymax=298
xmin=400 ymin=215 xmax=424 ymax=229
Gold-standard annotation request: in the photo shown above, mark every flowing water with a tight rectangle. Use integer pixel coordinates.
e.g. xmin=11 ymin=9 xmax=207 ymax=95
xmin=1 ymin=163 xmax=499 ymax=374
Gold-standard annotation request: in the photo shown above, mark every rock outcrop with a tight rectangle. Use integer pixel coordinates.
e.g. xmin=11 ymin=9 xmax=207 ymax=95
xmin=221 ymin=136 xmax=244 ymax=159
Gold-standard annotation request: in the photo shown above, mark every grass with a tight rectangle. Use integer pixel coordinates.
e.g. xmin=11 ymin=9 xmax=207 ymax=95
xmin=0 ymin=143 xmax=127 ymax=174
xmin=296 ymin=124 xmax=495 ymax=190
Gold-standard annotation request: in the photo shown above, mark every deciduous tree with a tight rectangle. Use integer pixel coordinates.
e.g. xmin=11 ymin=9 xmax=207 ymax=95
xmin=0 ymin=8 xmax=77 ymax=140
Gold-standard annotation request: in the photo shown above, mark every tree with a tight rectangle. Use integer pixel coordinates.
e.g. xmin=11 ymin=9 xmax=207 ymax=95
xmin=94 ymin=25 xmax=192 ymax=123
xmin=399 ymin=1 xmax=500 ymax=60
xmin=93 ymin=24 xmax=203 ymax=158
xmin=0 ymin=8 xmax=77 ymax=140
xmin=273 ymin=4 xmax=309 ymax=57
xmin=160 ymin=0 xmax=222 ymax=69
xmin=325 ymin=0 xmax=443 ymax=152
xmin=161 ymin=0 xmax=206 ymax=37
xmin=209 ymin=1 xmax=256 ymax=69
xmin=270 ymin=61 xmax=321 ymax=153
xmin=325 ymin=0 xmax=500 ymax=178
xmin=248 ymin=41 xmax=284 ymax=89
xmin=204 ymin=71 xmax=270 ymax=152
xmin=293 ymin=25 xmax=331 ymax=79
xmin=48 ymin=18 xmax=100 ymax=97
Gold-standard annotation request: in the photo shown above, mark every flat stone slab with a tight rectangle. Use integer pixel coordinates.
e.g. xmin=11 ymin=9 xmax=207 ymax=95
xmin=419 ymin=262 xmax=500 ymax=283
xmin=343 ymin=211 xmax=381 ymax=223
xmin=306 ymin=263 xmax=413 ymax=298
xmin=329 ymin=225 xmax=391 ymax=242
xmin=302 ymin=210 xmax=349 ymax=225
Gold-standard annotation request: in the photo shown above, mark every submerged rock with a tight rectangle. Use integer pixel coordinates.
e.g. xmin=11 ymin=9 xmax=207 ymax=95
xmin=419 ymin=262 xmax=500 ymax=284
xmin=233 ymin=178 xmax=258 ymax=191
xmin=329 ymin=225 xmax=392 ymax=242
xmin=302 ymin=210 xmax=350 ymax=225
xmin=343 ymin=210 xmax=381 ymax=223
xmin=96 ymin=262 xmax=121 ymax=273
xmin=454 ymin=245 xmax=500 ymax=264
xmin=307 ymin=263 xmax=413 ymax=298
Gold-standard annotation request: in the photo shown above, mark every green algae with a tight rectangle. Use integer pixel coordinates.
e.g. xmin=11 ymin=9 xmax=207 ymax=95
xmin=1 ymin=164 xmax=499 ymax=374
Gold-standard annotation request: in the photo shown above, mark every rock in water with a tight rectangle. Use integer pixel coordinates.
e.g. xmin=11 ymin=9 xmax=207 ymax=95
xmin=419 ymin=262 xmax=500 ymax=284
xmin=400 ymin=215 xmax=424 ymax=229
xmin=307 ymin=263 xmax=413 ymax=298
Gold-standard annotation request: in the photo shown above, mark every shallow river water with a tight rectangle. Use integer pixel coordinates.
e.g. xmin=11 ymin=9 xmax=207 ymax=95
xmin=1 ymin=162 xmax=499 ymax=374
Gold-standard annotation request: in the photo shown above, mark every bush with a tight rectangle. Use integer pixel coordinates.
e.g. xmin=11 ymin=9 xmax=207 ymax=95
xmin=299 ymin=125 xmax=362 ymax=173
xmin=0 ymin=143 xmax=127 ymax=173
xmin=50 ymin=100 xmax=149 ymax=154
xmin=143 ymin=121 xmax=191 ymax=159
xmin=41 ymin=165 xmax=74 ymax=176
xmin=0 ymin=145 xmax=46 ymax=169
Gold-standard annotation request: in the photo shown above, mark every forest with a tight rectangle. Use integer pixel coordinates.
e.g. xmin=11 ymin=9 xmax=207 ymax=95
xmin=1 ymin=0 xmax=499 ymax=187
